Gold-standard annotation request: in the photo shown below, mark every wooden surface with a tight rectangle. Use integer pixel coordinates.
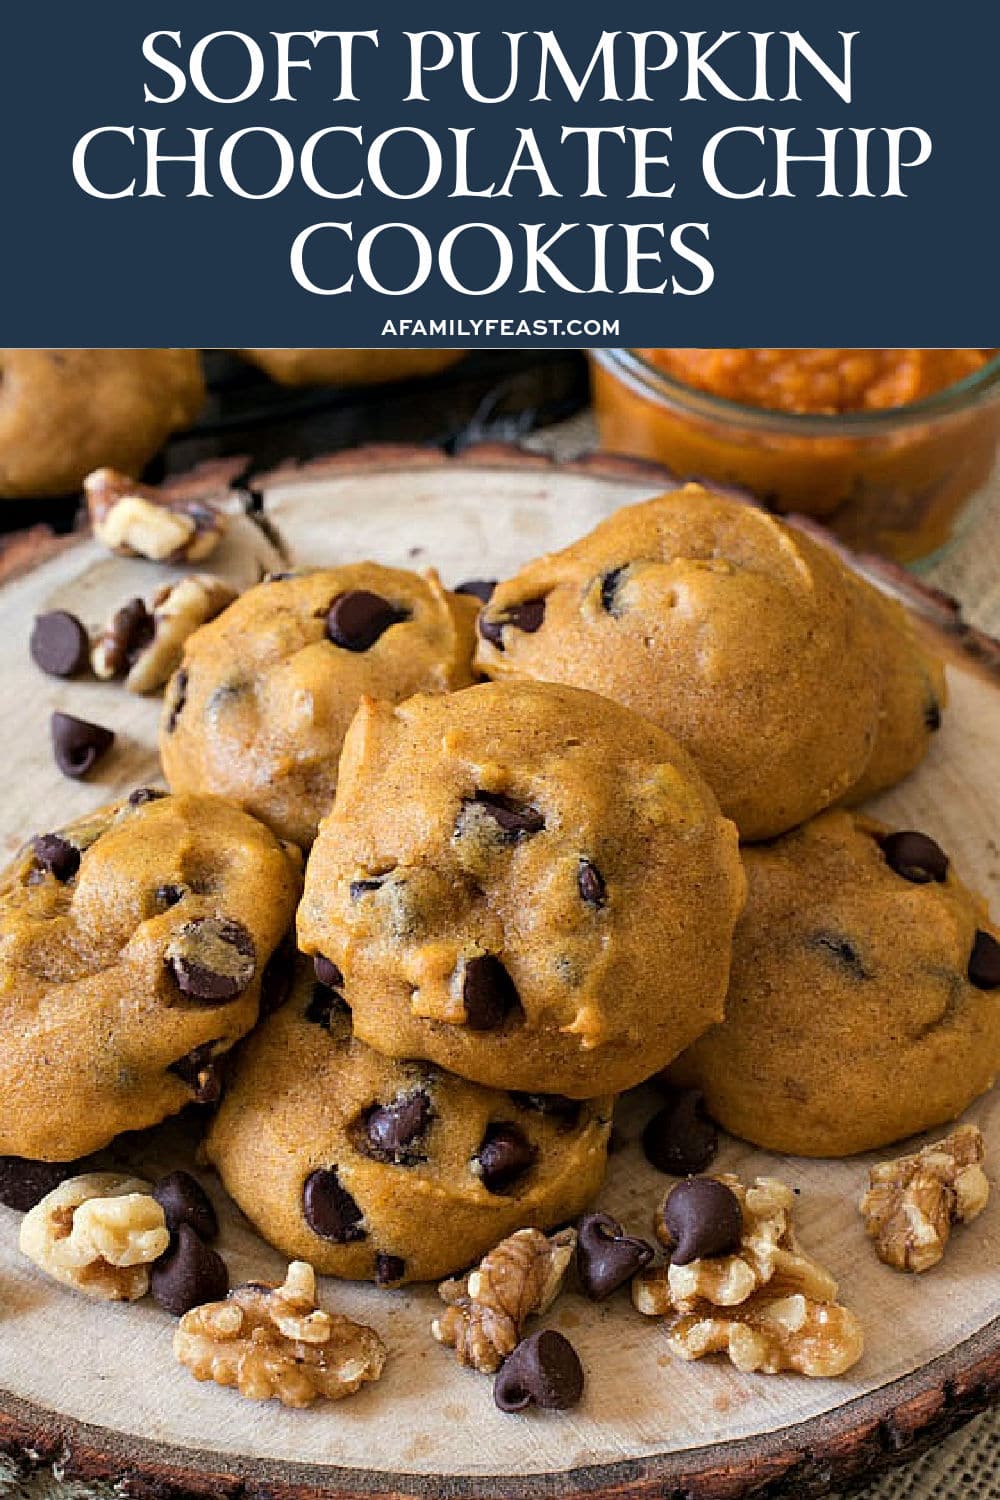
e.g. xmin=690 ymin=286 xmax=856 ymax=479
xmin=1 ymin=448 xmax=1000 ymax=1500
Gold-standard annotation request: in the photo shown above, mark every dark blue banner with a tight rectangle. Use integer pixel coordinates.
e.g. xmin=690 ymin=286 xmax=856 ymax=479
xmin=0 ymin=1 xmax=994 ymax=345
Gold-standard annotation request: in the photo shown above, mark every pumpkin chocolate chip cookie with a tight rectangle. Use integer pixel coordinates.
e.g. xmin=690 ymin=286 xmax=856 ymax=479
xmin=206 ymin=960 xmax=612 ymax=1283
xmin=670 ymin=810 xmax=1000 ymax=1156
xmin=297 ymin=679 xmax=745 ymax=1099
xmin=0 ymin=790 xmax=301 ymax=1162
xmin=473 ymin=485 xmax=943 ymax=841
xmin=160 ymin=564 xmax=478 ymax=848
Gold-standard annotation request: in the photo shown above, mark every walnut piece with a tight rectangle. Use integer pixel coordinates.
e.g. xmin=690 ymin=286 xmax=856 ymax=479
xmin=860 ymin=1124 xmax=989 ymax=1273
xmin=431 ymin=1227 xmax=576 ymax=1373
xmin=19 ymin=1174 xmax=169 ymax=1301
xmin=633 ymin=1175 xmax=863 ymax=1378
xmin=85 ymin=467 xmax=226 ymax=563
xmin=174 ymin=1260 xmax=386 ymax=1407
xmin=94 ymin=575 xmax=237 ymax=693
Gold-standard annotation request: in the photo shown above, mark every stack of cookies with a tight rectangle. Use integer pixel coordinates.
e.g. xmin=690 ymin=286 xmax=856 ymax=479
xmin=4 ymin=481 xmax=1000 ymax=1298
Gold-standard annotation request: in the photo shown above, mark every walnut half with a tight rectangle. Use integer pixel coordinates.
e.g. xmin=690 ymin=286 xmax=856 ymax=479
xmin=432 ymin=1227 xmax=576 ymax=1373
xmin=174 ymin=1260 xmax=386 ymax=1407
xmin=633 ymin=1175 xmax=863 ymax=1378
xmin=860 ymin=1124 xmax=989 ymax=1273
xmin=85 ymin=467 xmax=227 ymax=564
xmin=19 ymin=1174 xmax=169 ymax=1301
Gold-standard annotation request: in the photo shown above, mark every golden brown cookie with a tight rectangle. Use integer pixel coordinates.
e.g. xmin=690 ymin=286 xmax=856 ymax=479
xmin=160 ymin=565 xmax=478 ymax=848
xmin=670 ymin=811 xmax=1000 ymax=1156
xmin=0 ymin=350 xmax=205 ymax=499
xmin=298 ymin=679 xmax=745 ymax=1098
xmin=206 ymin=961 xmax=612 ymax=1283
xmin=239 ymin=350 xmax=462 ymax=386
xmin=474 ymin=485 xmax=942 ymax=840
xmin=0 ymin=790 xmax=301 ymax=1161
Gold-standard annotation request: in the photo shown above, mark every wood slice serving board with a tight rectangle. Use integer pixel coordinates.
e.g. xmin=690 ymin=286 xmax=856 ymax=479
xmin=1 ymin=447 xmax=1000 ymax=1500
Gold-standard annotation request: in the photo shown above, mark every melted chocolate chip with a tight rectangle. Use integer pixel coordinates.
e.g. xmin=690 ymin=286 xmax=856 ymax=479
xmin=303 ymin=1167 xmax=365 ymax=1242
xmin=152 ymin=1170 xmax=218 ymax=1241
xmin=462 ymin=791 xmax=544 ymax=841
xmin=454 ymin=579 xmax=497 ymax=603
xmin=494 ymin=1330 xmax=584 ymax=1412
xmin=359 ymin=1091 xmax=432 ymax=1164
xmin=50 ymin=712 xmax=115 ymax=780
xmin=374 ymin=1252 xmax=406 ymax=1287
xmin=350 ymin=878 xmax=384 ymax=900
xmin=155 ymin=884 xmax=185 ymax=909
xmin=599 ymin=565 xmax=629 ymax=616
xmin=327 ymin=591 xmax=407 ymax=652
xmin=577 ymin=1213 xmax=654 ymax=1300
xmin=462 ymin=955 xmax=521 ymax=1031
xmin=166 ymin=917 xmax=256 ymax=1005
xmin=165 ymin=669 xmax=188 ymax=733
xmin=969 ymin=930 xmax=1000 ymax=990
xmin=0 ymin=1156 xmax=78 ymax=1212
xmin=314 ymin=954 xmax=344 ymax=990
xmin=577 ymin=859 xmax=607 ymax=908
xmin=509 ymin=1092 xmax=581 ymax=1126
xmin=642 ymin=1088 xmax=718 ymax=1176
xmin=31 ymin=832 xmax=80 ymax=882
xmin=150 ymin=1224 xmax=229 ymax=1316
xmin=475 ymin=1122 xmax=535 ymax=1193
xmin=660 ymin=1177 xmax=743 ymax=1265
xmin=30 ymin=611 xmax=89 ymax=678
xmin=880 ymin=830 xmax=949 ymax=884
xmin=168 ymin=1044 xmax=223 ymax=1104
xmin=477 ymin=598 xmax=546 ymax=652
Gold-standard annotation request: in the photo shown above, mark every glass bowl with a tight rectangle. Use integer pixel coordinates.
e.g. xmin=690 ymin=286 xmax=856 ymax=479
xmin=589 ymin=349 xmax=1000 ymax=563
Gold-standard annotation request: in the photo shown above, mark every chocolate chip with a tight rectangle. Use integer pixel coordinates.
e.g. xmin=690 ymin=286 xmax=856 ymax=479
xmin=30 ymin=611 xmax=89 ymax=678
xmin=814 ymin=931 xmax=869 ymax=978
xmin=350 ymin=878 xmax=384 ymax=900
xmin=305 ymin=982 xmax=347 ymax=1028
xmin=576 ymin=1212 xmax=654 ymax=1300
xmin=303 ymin=1167 xmax=365 ymax=1242
xmin=462 ymin=791 xmax=544 ymax=841
xmin=130 ymin=787 xmax=165 ymax=806
xmin=168 ymin=1044 xmax=223 ymax=1104
xmin=880 ymin=830 xmax=949 ymax=885
xmin=327 ymin=591 xmax=407 ymax=652
xmin=577 ymin=859 xmax=607 ymax=908
xmin=150 ymin=1224 xmax=229 ymax=1316
xmin=374 ymin=1252 xmax=406 ymax=1287
xmin=478 ymin=598 xmax=546 ymax=651
xmin=642 ymin=1088 xmax=718 ymax=1176
xmin=494 ymin=1329 xmax=584 ymax=1413
xmin=360 ymin=1091 xmax=432 ymax=1164
xmin=314 ymin=954 xmax=344 ymax=990
xmin=599 ymin=565 xmax=629 ymax=616
xmin=50 ymin=712 xmax=115 ymax=780
xmin=155 ymin=884 xmax=185 ymax=909
xmin=969 ymin=930 xmax=1000 ymax=990
xmin=31 ymin=832 xmax=80 ymax=882
xmin=103 ymin=598 xmax=155 ymax=677
xmin=165 ymin=668 xmax=188 ymax=733
xmin=462 ymin=955 xmax=521 ymax=1031
xmin=509 ymin=1092 xmax=581 ymax=1126
xmin=166 ymin=917 xmax=256 ymax=1005
xmin=925 ymin=698 xmax=942 ymax=732
xmin=455 ymin=579 xmax=497 ymax=603
xmin=475 ymin=1122 xmax=535 ymax=1193
xmin=152 ymin=1170 xmax=218 ymax=1241
xmin=660 ymin=1177 xmax=743 ymax=1265
xmin=0 ymin=1156 xmax=77 ymax=1212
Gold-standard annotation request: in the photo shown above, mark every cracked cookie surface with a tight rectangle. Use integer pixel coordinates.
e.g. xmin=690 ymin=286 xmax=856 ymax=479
xmin=474 ymin=485 xmax=942 ymax=841
xmin=205 ymin=962 xmax=612 ymax=1283
xmin=297 ymin=679 xmax=745 ymax=1098
xmin=0 ymin=791 xmax=301 ymax=1161
xmin=160 ymin=564 xmax=477 ymax=848
xmin=670 ymin=810 xmax=1000 ymax=1156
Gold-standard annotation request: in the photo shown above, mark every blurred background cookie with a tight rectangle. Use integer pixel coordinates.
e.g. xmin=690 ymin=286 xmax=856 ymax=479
xmin=238 ymin=349 xmax=463 ymax=386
